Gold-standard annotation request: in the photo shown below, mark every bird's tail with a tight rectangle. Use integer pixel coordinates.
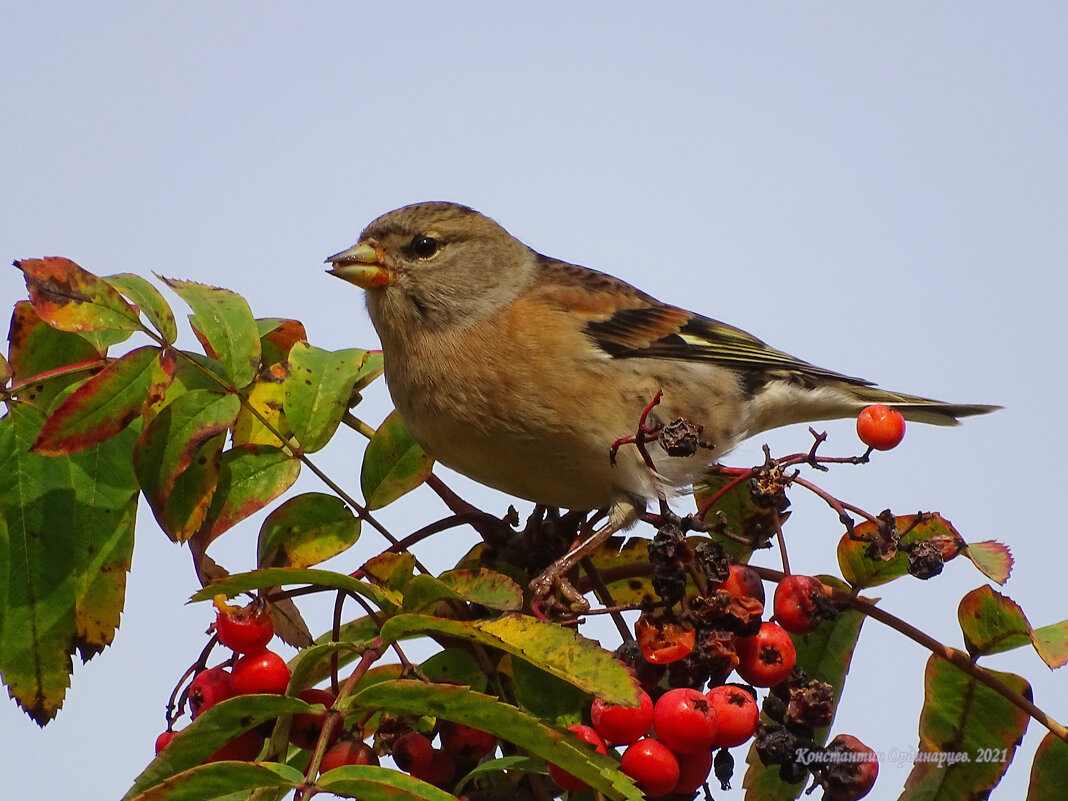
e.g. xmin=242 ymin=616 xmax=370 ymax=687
xmin=836 ymin=384 xmax=1001 ymax=426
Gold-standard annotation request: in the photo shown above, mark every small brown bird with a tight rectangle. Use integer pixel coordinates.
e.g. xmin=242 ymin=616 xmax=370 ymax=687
xmin=327 ymin=202 xmax=996 ymax=601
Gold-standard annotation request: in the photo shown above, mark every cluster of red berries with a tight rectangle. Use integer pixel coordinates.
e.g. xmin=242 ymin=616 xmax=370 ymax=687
xmin=155 ymin=597 xmax=293 ymax=763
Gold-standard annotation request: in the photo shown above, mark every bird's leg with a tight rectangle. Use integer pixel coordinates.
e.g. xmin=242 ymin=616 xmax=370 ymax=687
xmin=529 ymin=516 xmax=620 ymax=614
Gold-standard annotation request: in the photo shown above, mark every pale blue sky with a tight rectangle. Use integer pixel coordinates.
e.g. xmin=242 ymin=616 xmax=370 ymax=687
xmin=2 ymin=4 xmax=1065 ymax=800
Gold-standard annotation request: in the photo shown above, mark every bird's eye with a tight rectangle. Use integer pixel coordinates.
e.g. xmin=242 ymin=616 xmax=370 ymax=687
xmin=408 ymin=235 xmax=442 ymax=260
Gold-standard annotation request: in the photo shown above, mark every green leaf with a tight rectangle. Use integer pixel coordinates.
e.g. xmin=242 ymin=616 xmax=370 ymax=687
xmin=283 ymin=342 xmax=366 ymax=453
xmin=419 ymin=649 xmax=488 ymax=692
xmin=509 ymin=654 xmax=589 ymax=725
xmin=1026 ymin=731 xmax=1068 ymax=801
xmin=190 ymin=567 xmax=399 ymax=610
xmin=197 ymin=445 xmax=300 ymax=547
xmin=743 ymin=577 xmax=868 ymax=800
xmin=32 ymin=346 xmax=174 ymax=455
xmin=7 ymin=300 xmax=103 ymax=412
xmin=16 ymin=257 xmax=143 ymax=336
xmin=162 ymin=277 xmax=261 ymax=389
xmin=958 ymin=585 xmax=1033 ymax=658
xmin=838 ymin=513 xmax=960 ymax=589
xmin=0 ymin=404 xmax=138 ymax=724
xmin=1032 ymin=620 xmax=1068 ymax=669
xmin=124 ymin=694 xmax=308 ymax=800
xmin=258 ymin=492 xmax=361 ymax=569
xmin=125 ymin=762 xmax=303 ymax=801
xmin=361 ymin=410 xmax=433 ymax=509
xmin=403 ymin=569 xmax=524 ymax=612
xmin=345 ymin=680 xmax=643 ymax=801
xmin=362 ymin=551 xmax=417 ymax=594
xmin=134 ymin=389 xmax=239 ymax=542
xmin=379 ymin=613 xmax=640 ymax=705
xmin=106 ymin=272 xmax=179 ymax=344
xmin=900 ymin=651 xmax=1030 ymax=799
xmin=353 ymin=350 xmax=384 ymax=392
xmin=316 ymin=764 xmax=458 ymax=801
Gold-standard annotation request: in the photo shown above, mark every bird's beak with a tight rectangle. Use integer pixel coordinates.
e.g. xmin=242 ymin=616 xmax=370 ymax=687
xmin=325 ymin=242 xmax=393 ymax=289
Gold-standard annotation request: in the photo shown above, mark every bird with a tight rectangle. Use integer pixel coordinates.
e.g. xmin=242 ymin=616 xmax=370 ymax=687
xmin=326 ymin=201 xmax=998 ymax=605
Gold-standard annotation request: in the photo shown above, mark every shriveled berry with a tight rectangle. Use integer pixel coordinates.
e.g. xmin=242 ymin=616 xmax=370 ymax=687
xmin=634 ymin=614 xmax=696 ymax=665
xmin=819 ymin=734 xmax=879 ymax=800
xmin=590 ymin=688 xmax=654 ymax=745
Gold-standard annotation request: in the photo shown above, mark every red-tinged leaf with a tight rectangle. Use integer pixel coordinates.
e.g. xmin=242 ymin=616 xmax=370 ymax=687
xmin=694 ymin=471 xmax=787 ymax=562
xmin=161 ymin=277 xmax=261 ymax=389
xmin=32 ymin=346 xmax=174 ymax=455
xmin=361 ymin=410 xmax=433 ymax=509
xmin=283 ymin=342 xmax=366 ymax=453
xmin=1031 ymin=621 xmax=1068 ymax=669
xmin=963 ymin=540 xmax=1013 ymax=585
xmin=257 ymin=317 xmax=307 ymax=366
xmin=194 ymin=445 xmax=300 ymax=547
xmin=0 ymin=404 xmax=138 ymax=725
xmin=379 ymin=614 xmax=641 ymax=706
xmin=838 ymin=512 xmax=961 ymax=589
xmin=134 ymin=390 xmax=239 ymax=542
xmin=257 ymin=492 xmax=361 ymax=569
xmin=958 ymin=586 xmax=1032 ymax=658
xmin=901 ymin=651 xmax=1030 ymax=799
xmin=105 ymin=273 xmax=179 ymax=344
xmin=123 ymin=694 xmax=307 ymax=800
xmin=0 ymin=352 xmax=10 ymax=386
xmin=16 ymin=257 xmax=143 ymax=335
xmin=403 ymin=569 xmax=524 ymax=613
xmin=344 ymin=680 xmax=643 ymax=801
xmin=232 ymin=365 xmax=290 ymax=447
xmin=7 ymin=300 xmax=104 ymax=412
xmin=1026 ymin=731 xmax=1068 ymax=801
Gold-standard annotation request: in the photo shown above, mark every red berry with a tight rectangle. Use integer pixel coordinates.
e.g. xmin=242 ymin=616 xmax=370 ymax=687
xmin=214 ymin=597 xmax=274 ymax=654
xmin=673 ymin=749 xmax=713 ymax=794
xmin=320 ymin=739 xmax=379 ymax=774
xmin=634 ymin=615 xmax=696 ymax=665
xmin=773 ymin=574 xmax=833 ymax=635
xmin=548 ymin=724 xmax=608 ymax=792
xmin=205 ymin=729 xmax=264 ymax=763
xmin=718 ymin=563 xmax=765 ymax=605
xmin=620 ymin=737 xmax=680 ymax=797
xmin=188 ymin=666 xmax=235 ymax=718
xmin=290 ymin=687 xmax=338 ymax=750
xmin=590 ymin=688 xmax=654 ymax=745
xmin=409 ymin=748 xmax=455 ymax=788
xmin=820 ymin=734 xmax=879 ymax=800
xmin=154 ymin=730 xmax=178 ymax=755
xmin=706 ymin=684 xmax=759 ymax=747
xmin=231 ymin=649 xmax=291 ymax=695
xmin=735 ymin=621 xmax=797 ymax=687
xmin=856 ymin=404 xmax=906 ymax=451
xmin=652 ymin=687 xmax=718 ymax=755
xmin=439 ymin=721 xmax=497 ymax=762
xmin=392 ymin=731 xmax=434 ymax=774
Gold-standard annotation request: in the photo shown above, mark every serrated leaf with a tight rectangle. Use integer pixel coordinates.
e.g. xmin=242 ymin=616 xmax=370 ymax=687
xmin=345 ymin=680 xmax=643 ymax=801
xmin=1032 ymin=621 xmax=1068 ymax=669
xmin=125 ymin=762 xmax=303 ymax=801
xmin=32 ymin=346 xmax=174 ymax=455
xmin=190 ymin=567 xmax=399 ymax=610
xmin=403 ymin=569 xmax=524 ymax=612
xmin=162 ymin=277 xmax=261 ymax=389
xmin=838 ymin=513 xmax=960 ymax=589
xmin=283 ymin=342 xmax=366 ymax=453
xmin=7 ymin=300 xmax=103 ymax=412
xmin=257 ymin=492 xmax=361 ymax=569
xmin=106 ymin=272 xmax=179 ymax=344
xmin=0 ymin=404 xmax=138 ymax=724
xmin=1026 ymin=731 xmax=1068 ymax=801
xmin=900 ymin=651 xmax=1029 ymax=799
xmin=316 ymin=764 xmax=458 ymax=801
xmin=509 ymin=654 xmax=589 ymax=725
xmin=233 ymin=367 xmax=290 ymax=447
xmin=134 ymin=389 xmax=239 ymax=542
xmin=379 ymin=613 xmax=640 ymax=705
xmin=16 ymin=257 xmax=143 ymax=335
xmin=958 ymin=585 xmax=1032 ymax=658
xmin=124 ymin=694 xmax=309 ymax=800
xmin=257 ymin=318 xmax=308 ymax=366
xmin=361 ymin=410 xmax=433 ymax=509
xmin=196 ymin=445 xmax=300 ymax=547
xmin=362 ymin=551 xmax=417 ymax=594
xmin=963 ymin=540 xmax=1013 ymax=585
